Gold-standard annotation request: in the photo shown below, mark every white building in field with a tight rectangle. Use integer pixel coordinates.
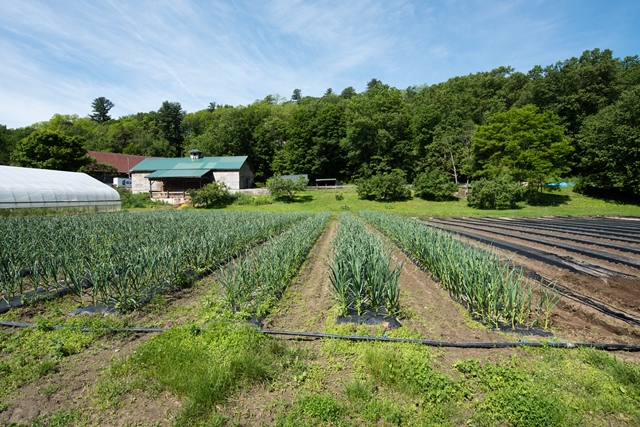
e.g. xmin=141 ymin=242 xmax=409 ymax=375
xmin=129 ymin=150 xmax=254 ymax=203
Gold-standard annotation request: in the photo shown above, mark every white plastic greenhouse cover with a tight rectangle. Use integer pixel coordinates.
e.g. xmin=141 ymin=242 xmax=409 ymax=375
xmin=0 ymin=166 xmax=121 ymax=210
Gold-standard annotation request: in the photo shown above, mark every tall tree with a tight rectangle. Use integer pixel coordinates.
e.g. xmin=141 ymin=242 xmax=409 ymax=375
xmin=291 ymin=89 xmax=302 ymax=102
xmin=157 ymin=101 xmax=186 ymax=155
xmin=577 ymin=86 xmax=640 ymax=195
xmin=342 ymin=81 xmax=414 ymax=179
xmin=0 ymin=125 xmax=12 ymax=165
xmin=90 ymin=97 xmax=114 ymax=123
xmin=11 ymin=129 xmax=92 ymax=171
xmin=340 ymin=86 xmax=357 ymax=99
xmin=471 ymin=105 xmax=573 ymax=189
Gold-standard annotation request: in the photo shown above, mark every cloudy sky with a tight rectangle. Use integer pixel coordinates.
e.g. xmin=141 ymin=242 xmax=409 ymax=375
xmin=1 ymin=0 xmax=638 ymax=128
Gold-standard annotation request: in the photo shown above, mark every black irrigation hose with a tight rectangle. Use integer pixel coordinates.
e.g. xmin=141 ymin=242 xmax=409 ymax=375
xmin=415 ymin=220 xmax=640 ymax=327
xmin=0 ymin=320 xmax=170 ymax=332
xmin=427 ymin=218 xmax=640 ymax=271
xmin=438 ymin=217 xmax=640 ymax=257
xmin=259 ymin=329 xmax=640 ymax=351
xmin=486 ymin=218 xmax=640 ymax=244
xmin=520 ymin=269 xmax=640 ymax=328
xmin=3 ymin=320 xmax=638 ymax=351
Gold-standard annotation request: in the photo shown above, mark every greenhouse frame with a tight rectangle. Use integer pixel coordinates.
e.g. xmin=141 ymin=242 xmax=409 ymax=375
xmin=0 ymin=166 xmax=121 ymax=213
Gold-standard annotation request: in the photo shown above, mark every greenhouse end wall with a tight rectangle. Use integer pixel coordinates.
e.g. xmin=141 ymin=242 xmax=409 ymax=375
xmin=0 ymin=165 xmax=121 ymax=213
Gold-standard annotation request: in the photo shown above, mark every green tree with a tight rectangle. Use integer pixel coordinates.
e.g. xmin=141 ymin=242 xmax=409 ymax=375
xmin=342 ymin=81 xmax=414 ymax=179
xmin=413 ymin=169 xmax=458 ymax=201
xmin=157 ymin=101 xmax=186 ymax=154
xmin=340 ymin=86 xmax=357 ymax=99
xmin=11 ymin=129 xmax=92 ymax=171
xmin=272 ymin=108 xmax=314 ymax=176
xmin=471 ymin=105 xmax=573 ymax=191
xmin=576 ymin=86 xmax=640 ymax=195
xmin=189 ymin=181 xmax=233 ymax=208
xmin=266 ymin=174 xmax=308 ymax=201
xmin=467 ymin=174 xmax=525 ymax=209
xmin=90 ymin=97 xmax=114 ymax=123
xmin=356 ymin=170 xmax=411 ymax=201
xmin=516 ymin=49 xmax=620 ymax=137
xmin=0 ymin=124 xmax=13 ymax=165
xmin=291 ymin=89 xmax=302 ymax=102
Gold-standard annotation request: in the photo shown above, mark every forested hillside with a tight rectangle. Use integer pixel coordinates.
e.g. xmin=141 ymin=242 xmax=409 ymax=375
xmin=2 ymin=48 xmax=639 ymax=196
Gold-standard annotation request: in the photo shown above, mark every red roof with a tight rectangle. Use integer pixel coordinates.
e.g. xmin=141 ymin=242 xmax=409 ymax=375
xmin=87 ymin=151 xmax=152 ymax=173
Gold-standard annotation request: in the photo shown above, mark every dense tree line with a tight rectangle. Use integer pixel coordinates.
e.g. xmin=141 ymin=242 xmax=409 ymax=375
xmin=2 ymin=48 xmax=639 ymax=196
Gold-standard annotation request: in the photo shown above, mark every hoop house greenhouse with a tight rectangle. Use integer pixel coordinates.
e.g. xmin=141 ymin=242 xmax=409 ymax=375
xmin=0 ymin=166 xmax=121 ymax=213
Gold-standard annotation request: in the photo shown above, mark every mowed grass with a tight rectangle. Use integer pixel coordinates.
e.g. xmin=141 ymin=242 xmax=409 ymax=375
xmin=225 ymin=187 xmax=640 ymax=217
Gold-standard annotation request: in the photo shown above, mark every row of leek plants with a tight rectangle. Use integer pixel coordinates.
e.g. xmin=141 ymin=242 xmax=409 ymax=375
xmin=0 ymin=211 xmax=308 ymax=311
xmin=359 ymin=211 xmax=559 ymax=328
xmin=217 ymin=212 xmax=331 ymax=317
xmin=329 ymin=213 xmax=401 ymax=317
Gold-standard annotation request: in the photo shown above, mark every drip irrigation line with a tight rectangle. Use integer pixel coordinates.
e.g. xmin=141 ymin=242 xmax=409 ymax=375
xmin=436 ymin=217 xmax=640 ymax=257
xmin=0 ymin=320 xmax=169 ymax=333
xmin=413 ymin=219 xmax=640 ymax=328
xmin=486 ymin=218 xmax=640 ymax=244
xmin=259 ymin=330 xmax=640 ymax=351
xmin=426 ymin=218 xmax=640 ymax=271
xmin=2 ymin=321 xmax=639 ymax=351
xmin=523 ymin=270 xmax=640 ymax=328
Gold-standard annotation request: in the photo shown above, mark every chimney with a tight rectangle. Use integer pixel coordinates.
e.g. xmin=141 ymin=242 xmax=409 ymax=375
xmin=188 ymin=149 xmax=203 ymax=160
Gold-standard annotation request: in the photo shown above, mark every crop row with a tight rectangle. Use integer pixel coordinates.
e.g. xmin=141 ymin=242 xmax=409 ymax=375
xmin=0 ymin=211 xmax=309 ymax=311
xmin=329 ymin=213 xmax=401 ymax=316
xmin=217 ymin=212 xmax=331 ymax=317
xmin=360 ymin=211 xmax=559 ymax=328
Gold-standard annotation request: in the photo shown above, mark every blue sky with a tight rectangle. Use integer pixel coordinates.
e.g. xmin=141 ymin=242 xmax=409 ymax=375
xmin=1 ymin=0 xmax=638 ymax=128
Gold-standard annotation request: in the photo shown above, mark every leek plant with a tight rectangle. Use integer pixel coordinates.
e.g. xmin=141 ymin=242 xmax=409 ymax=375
xmin=329 ymin=213 xmax=401 ymax=316
xmin=0 ymin=211 xmax=308 ymax=310
xmin=360 ymin=211 xmax=558 ymax=328
xmin=216 ymin=212 xmax=331 ymax=317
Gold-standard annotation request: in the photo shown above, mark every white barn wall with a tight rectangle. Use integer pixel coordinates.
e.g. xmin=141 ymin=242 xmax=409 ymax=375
xmin=132 ymin=173 xmax=162 ymax=194
xmin=213 ymin=171 xmax=240 ymax=190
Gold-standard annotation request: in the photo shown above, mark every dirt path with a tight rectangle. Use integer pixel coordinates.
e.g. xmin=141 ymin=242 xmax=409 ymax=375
xmin=263 ymin=219 xmax=337 ymax=332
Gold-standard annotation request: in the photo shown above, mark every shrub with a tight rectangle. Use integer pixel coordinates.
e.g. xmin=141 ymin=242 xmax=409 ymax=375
xmin=115 ymin=187 xmax=167 ymax=209
xmin=413 ymin=170 xmax=457 ymax=201
xmin=467 ymin=175 xmax=525 ymax=209
xmin=356 ymin=170 xmax=411 ymax=202
xmin=189 ymin=182 xmax=233 ymax=209
xmin=232 ymin=193 xmax=273 ymax=206
xmin=266 ymin=174 xmax=308 ymax=201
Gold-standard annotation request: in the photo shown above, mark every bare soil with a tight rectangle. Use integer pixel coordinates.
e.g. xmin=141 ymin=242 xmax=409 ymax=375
xmin=423 ymin=219 xmax=640 ymax=345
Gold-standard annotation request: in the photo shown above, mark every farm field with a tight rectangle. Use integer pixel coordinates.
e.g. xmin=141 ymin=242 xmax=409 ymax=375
xmin=1 ymin=210 xmax=640 ymax=426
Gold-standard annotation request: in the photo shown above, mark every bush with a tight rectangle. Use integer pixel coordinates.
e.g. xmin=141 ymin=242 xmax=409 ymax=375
xmin=413 ymin=170 xmax=457 ymax=201
xmin=356 ymin=170 xmax=411 ymax=202
xmin=232 ymin=193 xmax=273 ymax=206
xmin=467 ymin=175 xmax=525 ymax=209
xmin=189 ymin=182 xmax=233 ymax=209
xmin=115 ymin=187 xmax=167 ymax=209
xmin=266 ymin=174 xmax=308 ymax=201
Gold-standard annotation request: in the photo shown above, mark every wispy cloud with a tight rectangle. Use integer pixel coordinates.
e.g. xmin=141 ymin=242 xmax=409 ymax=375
xmin=0 ymin=0 xmax=638 ymax=128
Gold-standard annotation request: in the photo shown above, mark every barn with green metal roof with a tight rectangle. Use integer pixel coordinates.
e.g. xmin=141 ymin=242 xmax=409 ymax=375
xmin=130 ymin=150 xmax=254 ymax=202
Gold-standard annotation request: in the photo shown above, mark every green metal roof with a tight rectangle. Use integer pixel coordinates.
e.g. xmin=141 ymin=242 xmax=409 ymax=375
xmin=145 ymin=169 xmax=209 ymax=179
xmin=131 ymin=156 xmax=248 ymax=172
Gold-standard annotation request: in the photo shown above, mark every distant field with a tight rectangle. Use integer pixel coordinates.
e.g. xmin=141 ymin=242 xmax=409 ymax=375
xmin=226 ymin=187 xmax=640 ymax=217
